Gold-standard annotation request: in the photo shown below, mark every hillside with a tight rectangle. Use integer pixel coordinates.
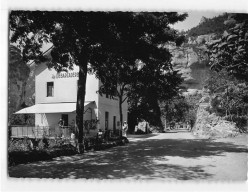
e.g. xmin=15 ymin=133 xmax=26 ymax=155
xmin=171 ymin=14 xmax=232 ymax=94
xmin=187 ymin=13 xmax=229 ymax=38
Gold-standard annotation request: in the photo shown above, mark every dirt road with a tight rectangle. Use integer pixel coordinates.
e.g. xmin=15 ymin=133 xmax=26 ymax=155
xmin=8 ymin=132 xmax=248 ymax=181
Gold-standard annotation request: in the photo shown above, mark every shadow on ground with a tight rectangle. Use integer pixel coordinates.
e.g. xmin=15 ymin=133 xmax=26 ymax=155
xmin=127 ymin=133 xmax=158 ymax=138
xmin=8 ymin=136 xmax=248 ymax=180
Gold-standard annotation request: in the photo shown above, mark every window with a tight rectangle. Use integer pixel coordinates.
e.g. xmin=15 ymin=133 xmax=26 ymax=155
xmin=47 ymin=82 xmax=54 ymax=97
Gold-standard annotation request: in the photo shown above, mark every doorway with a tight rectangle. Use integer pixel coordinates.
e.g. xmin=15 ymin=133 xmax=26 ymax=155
xmin=61 ymin=114 xmax=68 ymax=126
xmin=105 ymin=111 xmax=109 ymax=130
xmin=113 ymin=116 xmax=116 ymax=131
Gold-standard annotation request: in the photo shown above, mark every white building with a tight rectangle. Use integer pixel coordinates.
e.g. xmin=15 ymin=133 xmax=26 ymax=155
xmin=15 ymin=49 xmax=128 ymax=137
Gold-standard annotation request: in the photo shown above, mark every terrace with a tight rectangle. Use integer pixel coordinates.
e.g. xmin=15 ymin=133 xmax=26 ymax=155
xmin=10 ymin=125 xmax=122 ymax=141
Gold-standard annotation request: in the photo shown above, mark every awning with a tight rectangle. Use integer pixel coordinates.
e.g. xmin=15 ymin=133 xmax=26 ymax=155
xmin=15 ymin=101 xmax=94 ymax=114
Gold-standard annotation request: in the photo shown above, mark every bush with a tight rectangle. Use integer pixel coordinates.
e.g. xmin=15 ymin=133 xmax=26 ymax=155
xmin=148 ymin=125 xmax=162 ymax=133
xmin=8 ymin=135 xmax=129 ymax=166
xmin=84 ymin=137 xmax=96 ymax=150
xmin=8 ymin=138 xmax=32 ymax=152
xmin=8 ymin=137 xmax=78 ymax=166
xmin=224 ymin=115 xmax=248 ymax=132
xmin=8 ymin=143 xmax=78 ymax=166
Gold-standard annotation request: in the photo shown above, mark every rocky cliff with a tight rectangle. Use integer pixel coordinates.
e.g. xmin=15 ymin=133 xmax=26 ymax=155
xmin=8 ymin=45 xmax=32 ymax=124
xmin=170 ymin=34 xmax=215 ymax=94
xmin=170 ymin=14 xmax=243 ymax=137
xmin=170 ymin=14 xmax=230 ymax=95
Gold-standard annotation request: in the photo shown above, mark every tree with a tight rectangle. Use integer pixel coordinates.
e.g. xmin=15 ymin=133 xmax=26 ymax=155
xmin=206 ymin=13 xmax=248 ymax=131
xmin=160 ymin=96 xmax=188 ymax=125
xmin=184 ymin=93 xmax=202 ymax=124
xmin=206 ymin=69 xmax=248 ymax=131
xmin=187 ymin=13 xmax=229 ymax=38
xmin=208 ymin=13 xmax=248 ymax=82
xmin=92 ymin=52 xmax=135 ymax=127
xmin=89 ymin=13 xmax=187 ymax=128
xmin=9 ymin=11 xmax=187 ymax=152
xmin=91 ymin=43 xmax=185 ymax=128
xmin=128 ymin=62 xmax=183 ymax=128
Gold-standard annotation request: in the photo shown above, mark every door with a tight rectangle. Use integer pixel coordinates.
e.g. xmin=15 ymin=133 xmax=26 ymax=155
xmin=105 ymin=112 xmax=109 ymax=130
xmin=113 ymin=116 xmax=116 ymax=131
xmin=61 ymin=114 xmax=68 ymax=126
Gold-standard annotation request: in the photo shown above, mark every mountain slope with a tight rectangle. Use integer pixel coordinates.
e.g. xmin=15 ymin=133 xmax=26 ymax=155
xmin=171 ymin=14 xmax=232 ymax=94
xmin=187 ymin=13 xmax=229 ymax=37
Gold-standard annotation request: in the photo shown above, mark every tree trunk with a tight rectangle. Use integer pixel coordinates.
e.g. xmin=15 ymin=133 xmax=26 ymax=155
xmin=76 ymin=61 xmax=88 ymax=153
xmin=119 ymin=94 xmax=123 ymax=132
xmin=152 ymin=99 xmax=163 ymax=128
xmin=247 ymin=109 xmax=248 ymax=132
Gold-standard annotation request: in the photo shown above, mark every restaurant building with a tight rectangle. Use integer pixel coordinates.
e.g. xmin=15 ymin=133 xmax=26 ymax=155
xmin=14 ymin=49 xmax=128 ymax=138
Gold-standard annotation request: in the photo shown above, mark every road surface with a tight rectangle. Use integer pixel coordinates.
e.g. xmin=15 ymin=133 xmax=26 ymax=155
xmin=8 ymin=132 xmax=248 ymax=181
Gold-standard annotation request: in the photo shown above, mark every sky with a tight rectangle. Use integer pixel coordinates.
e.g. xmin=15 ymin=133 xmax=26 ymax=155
xmin=172 ymin=11 xmax=223 ymax=31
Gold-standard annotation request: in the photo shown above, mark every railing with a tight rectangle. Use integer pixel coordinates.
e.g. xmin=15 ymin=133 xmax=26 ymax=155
xmin=10 ymin=126 xmax=123 ymax=141
xmin=10 ymin=125 xmax=73 ymax=139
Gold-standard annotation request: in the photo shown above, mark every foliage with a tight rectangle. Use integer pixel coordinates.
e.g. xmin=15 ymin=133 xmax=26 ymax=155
xmin=9 ymin=113 xmax=35 ymax=126
xmin=8 ymin=143 xmax=78 ymax=166
xmin=206 ymin=13 xmax=248 ymax=131
xmin=92 ymin=54 xmax=135 ymax=127
xmin=89 ymin=13 xmax=188 ymax=127
xmin=224 ymin=115 xmax=248 ymax=132
xmin=208 ymin=13 xmax=248 ymax=82
xmin=128 ymin=68 xmax=183 ymax=127
xmin=160 ymin=92 xmax=202 ymax=128
xmin=8 ymin=138 xmax=32 ymax=152
xmin=206 ymin=69 xmax=248 ymax=130
xmin=187 ymin=14 xmax=230 ymax=37
xmin=184 ymin=93 xmax=202 ymax=122
xmin=9 ymin=11 xmax=187 ymax=151
xmin=8 ymin=136 xmax=127 ymax=166
xmin=83 ymin=119 xmax=99 ymax=130
xmin=160 ymin=96 xmax=189 ymax=124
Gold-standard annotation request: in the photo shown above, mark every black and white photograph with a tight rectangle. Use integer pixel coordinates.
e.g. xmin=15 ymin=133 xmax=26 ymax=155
xmin=1 ymin=0 xmax=248 ymax=192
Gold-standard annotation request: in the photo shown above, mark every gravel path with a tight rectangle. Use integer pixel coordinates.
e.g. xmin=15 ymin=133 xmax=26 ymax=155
xmin=8 ymin=132 xmax=248 ymax=181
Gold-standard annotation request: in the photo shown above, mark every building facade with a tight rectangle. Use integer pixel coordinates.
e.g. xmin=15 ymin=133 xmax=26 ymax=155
xmin=16 ymin=57 xmax=128 ymax=137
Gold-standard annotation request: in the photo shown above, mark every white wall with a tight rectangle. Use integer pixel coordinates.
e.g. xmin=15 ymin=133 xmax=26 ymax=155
xmin=35 ymin=64 xmax=100 ymax=105
xmin=35 ymin=63 xmax=79 ymax=104
xmin=98 ymin=92 xmax=128 ymax=130
xmin=85 ymin=73 xmax=99 ymax=104
xmin=34 ymin=62 xmax=128 ymax=130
